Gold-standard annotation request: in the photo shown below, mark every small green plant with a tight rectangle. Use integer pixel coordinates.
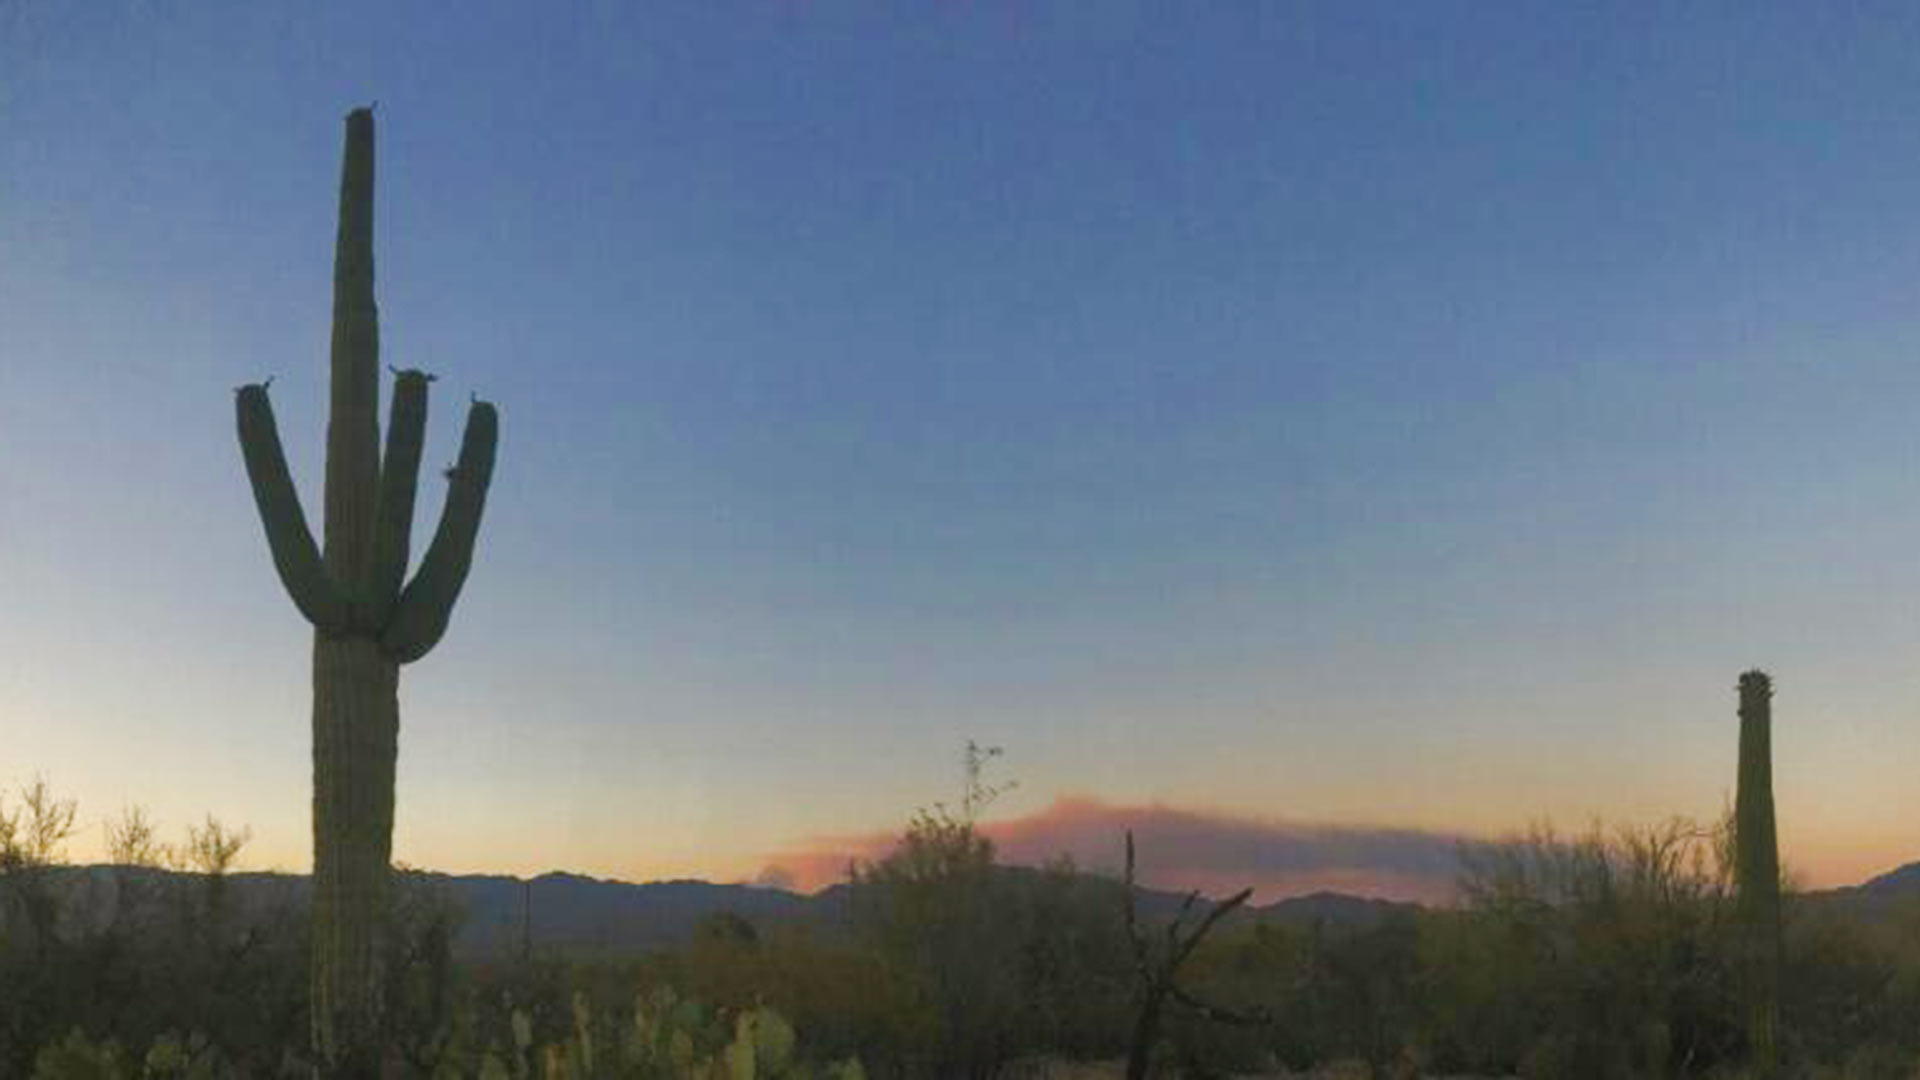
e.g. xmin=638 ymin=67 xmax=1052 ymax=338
xmin=140 ymin=1031 xmax=229 ymax=1080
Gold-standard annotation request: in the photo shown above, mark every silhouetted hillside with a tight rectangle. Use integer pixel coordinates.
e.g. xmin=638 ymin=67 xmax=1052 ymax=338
xmin=445 ymin=871 xmax=817 ymax=957
xmin=1256 ymin=889 xmax=1415 ymax=927
xmin=1853 ymin=861 xmax=1920 ymax=897
xmin=1802 ymin=859 xmax=1920 ymax=926
xmin=63 ymin=854 xmax=1920 ymax=962
xmin=39 ymin=862 xmax=1422 ymax=960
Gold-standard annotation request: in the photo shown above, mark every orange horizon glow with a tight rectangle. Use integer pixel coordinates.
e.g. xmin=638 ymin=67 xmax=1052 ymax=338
xmin=20 ymin=778 xmax=1913 ymax=907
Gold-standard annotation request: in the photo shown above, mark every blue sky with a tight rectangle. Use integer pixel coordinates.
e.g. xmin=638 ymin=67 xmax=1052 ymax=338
xmin=5 ymin=3 xmax=1920 ymax=894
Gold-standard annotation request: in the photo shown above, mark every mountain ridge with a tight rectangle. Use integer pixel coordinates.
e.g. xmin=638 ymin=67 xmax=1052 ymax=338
xmin=42 ymin=857 xmax=1920 ymax=961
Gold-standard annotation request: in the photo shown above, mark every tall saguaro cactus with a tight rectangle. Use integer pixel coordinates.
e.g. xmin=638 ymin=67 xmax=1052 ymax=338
xmin=236 ymin=107 xmax=498 ymax=1075
xmin=1734 ymin=670 xmax=1782 ymax=1072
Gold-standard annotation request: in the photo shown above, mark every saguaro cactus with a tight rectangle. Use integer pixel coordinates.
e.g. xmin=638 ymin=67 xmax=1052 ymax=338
xmin=235 ymin=107 xmax=498 ymax=1075
xmin=1734 ymin=670 xmax=1782 ymax=1071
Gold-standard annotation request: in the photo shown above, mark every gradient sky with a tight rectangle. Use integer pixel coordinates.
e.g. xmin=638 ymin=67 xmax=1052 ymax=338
xmin=6 ymin=3 xmax=1920 ymax=898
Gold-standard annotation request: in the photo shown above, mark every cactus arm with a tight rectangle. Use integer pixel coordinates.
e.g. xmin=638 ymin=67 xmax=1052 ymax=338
xmin=324 ymin=106 xmax=382 ymax=583
xmin=236 ymin=384 xmax=352 ymax=634
xmin=362 ymin=369 xmax=432 ymax=627
xmin=380 ymin=399 xmax=498 ymax=664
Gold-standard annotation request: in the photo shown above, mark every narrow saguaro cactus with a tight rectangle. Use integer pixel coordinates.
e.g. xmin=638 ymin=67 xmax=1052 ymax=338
xmin=1734 ymin=670 xmax=1782 ymax=1072
xmin=235 ymin=107 xmax=499 ymax=1076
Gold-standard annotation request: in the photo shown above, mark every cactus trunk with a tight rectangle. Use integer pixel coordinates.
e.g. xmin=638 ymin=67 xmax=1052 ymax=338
xmin=236 ymin=107 xmax=498 ymax=1077
xmin=310 ymin=106 xmax=389 ymax=1074
xmin=1734 ymin=670 xmax=1782 ymax=1072
xmin=310 ymin=637 xmax=398 ymax=1073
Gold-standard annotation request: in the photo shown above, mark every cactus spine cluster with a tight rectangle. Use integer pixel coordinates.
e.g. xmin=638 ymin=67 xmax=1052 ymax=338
xmin=235 ymin=107 xmax=498 ymax=1075
xmin=1734 ymin=669 xmax=1782 ymax=1071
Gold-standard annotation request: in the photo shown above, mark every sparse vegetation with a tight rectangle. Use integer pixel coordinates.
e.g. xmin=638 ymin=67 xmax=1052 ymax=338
xmin=13 ymin=729 xmax=1920 ymax=1080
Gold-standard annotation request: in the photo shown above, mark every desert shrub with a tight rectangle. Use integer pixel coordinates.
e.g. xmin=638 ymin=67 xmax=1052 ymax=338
xmin=1780 ymin=902 xmax=1906 ymax=1069
xmin=846 ymin=807 xmax=1024 ymax=1077
xmin=17 ymin=772 xmax=1920 ymax=1075
xmin=1442 ymin=818 xmax=1745 ymax=1078
xmin=841 ymin=809 xmax=1138 ymax=1077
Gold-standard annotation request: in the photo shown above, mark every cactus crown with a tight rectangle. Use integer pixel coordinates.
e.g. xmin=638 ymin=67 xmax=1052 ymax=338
xmin=236 ymin=107 xmax=498 ymax=665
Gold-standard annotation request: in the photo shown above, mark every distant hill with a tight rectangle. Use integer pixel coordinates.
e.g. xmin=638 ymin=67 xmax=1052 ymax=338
xmin=1256 ymin=890 xmax=1414 ymax=928
xmin=40 ymin=863 xmax=1419 ymax=960
xmin=452 ymin=868 xmax=1418 ymax=957
xmin=1851 ymin=861 xmax=1920 ymax=897
xmin=440 ymin=871 xmax=818 ymax=958
xmin=1804 ymin=859 xmax=1920 ymax=923
xmin=63 ymin=855 xmax=1920 ymax=960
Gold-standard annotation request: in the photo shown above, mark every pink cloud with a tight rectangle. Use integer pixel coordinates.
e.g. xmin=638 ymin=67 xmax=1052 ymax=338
xmin=762 ymin=795 xmax=1476 ymax=904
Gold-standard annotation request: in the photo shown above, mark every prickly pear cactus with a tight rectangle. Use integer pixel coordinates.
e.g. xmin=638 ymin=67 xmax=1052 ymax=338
xmin=821 ymin=1059 xmax=866 ymax=1080
xmin=571 ymin=990 xmax=596 ymax=1076
xmin=496 ymin=981 xmax=848 ymax=1080
xmin=140 ymin=1031 xmax=227 ymax=1080
xmin=729 ymin=1006 xmax=796 ymax=1080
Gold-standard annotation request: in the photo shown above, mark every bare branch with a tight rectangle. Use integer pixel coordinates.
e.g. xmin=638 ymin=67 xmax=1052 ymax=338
xmin=1169 ymin=985 xmax=1269 ymax=1028
xmin=1123 ymin=830 xmax=1149 ymax=975
xmin=1173 ymin=887 xmax=1253 ymax=969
